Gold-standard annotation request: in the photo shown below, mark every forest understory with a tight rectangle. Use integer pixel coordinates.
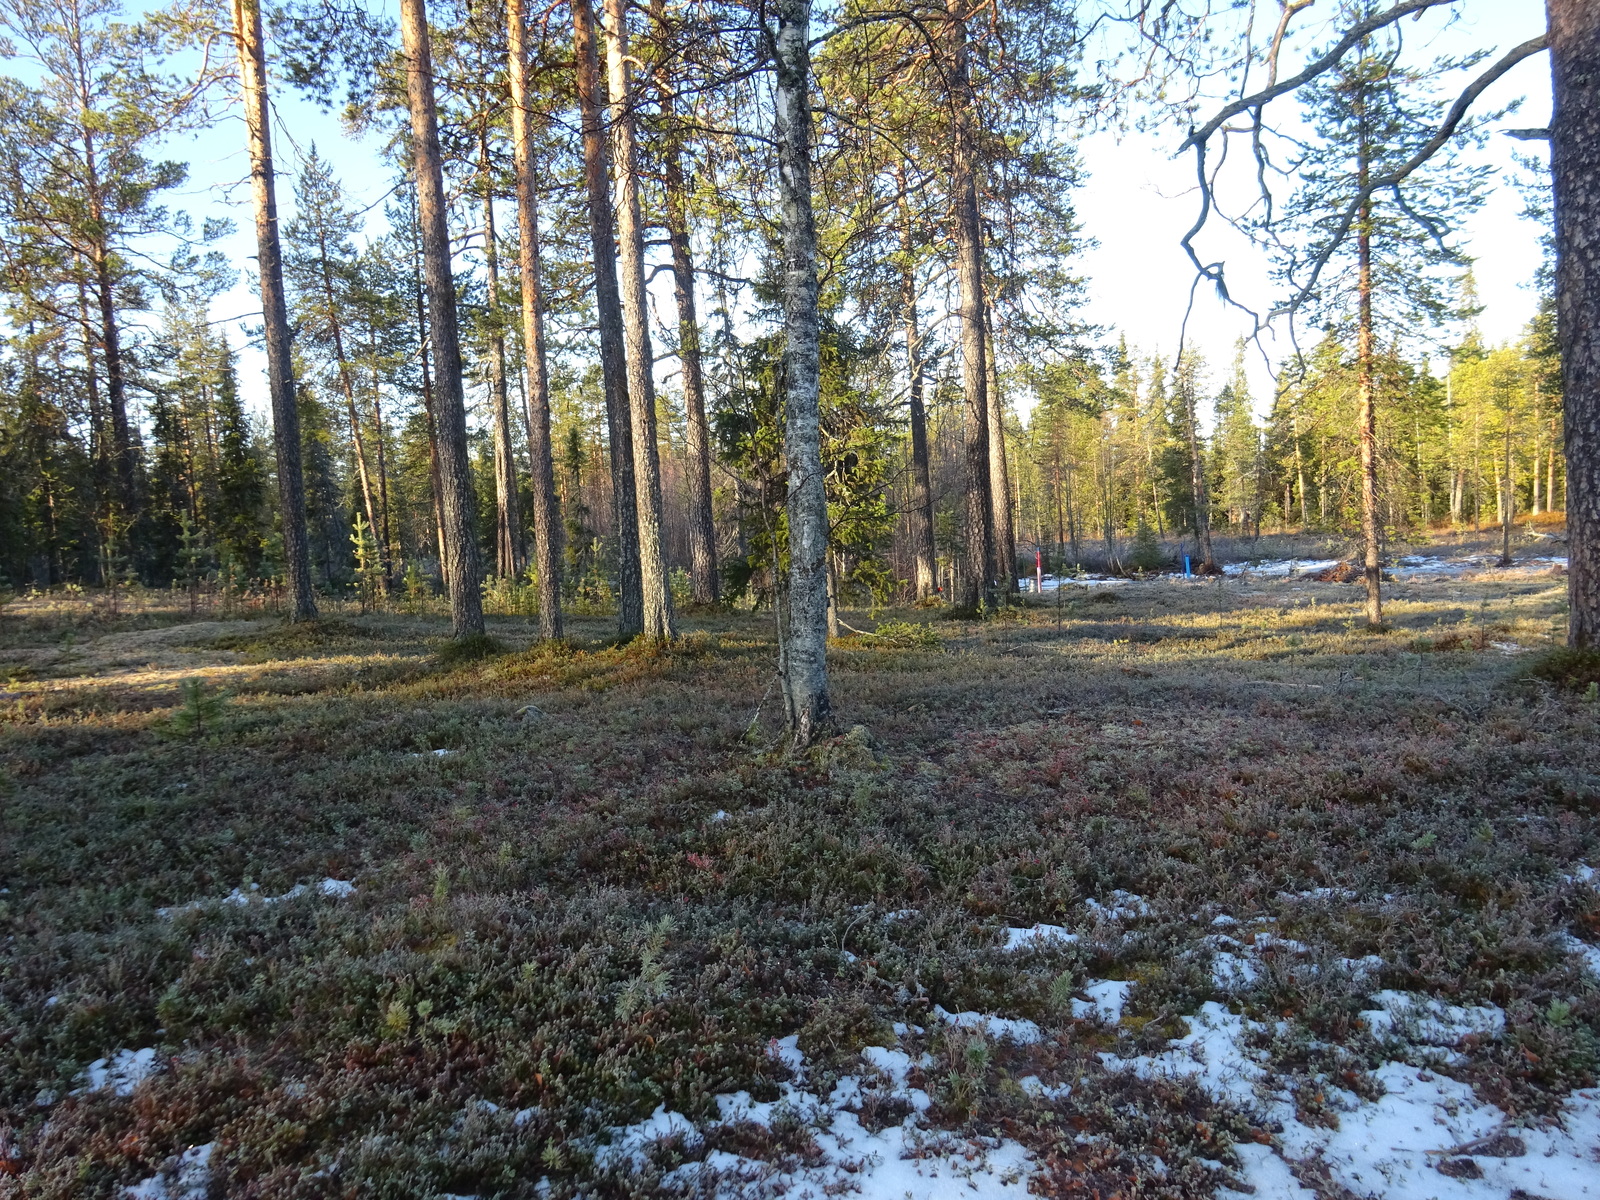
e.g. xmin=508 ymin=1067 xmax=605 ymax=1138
xmin=2 ymin=539 xmax=1599 ymax=1200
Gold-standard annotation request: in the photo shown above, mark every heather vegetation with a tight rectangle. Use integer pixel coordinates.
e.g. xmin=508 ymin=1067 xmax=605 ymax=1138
xmin=2 ymin=542 xmax=1598 ymax=1197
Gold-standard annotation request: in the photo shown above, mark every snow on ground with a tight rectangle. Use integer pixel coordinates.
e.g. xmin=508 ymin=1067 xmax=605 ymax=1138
xmin=124 ymin=1143 xmax=213 ymax=1199
xmin=1390 ymin=554 xmax=1568 ymax=580
xmin=1107 ymin=1002 xmax=1600 ymax=1200
xmin=83 ymin=1047 xmax=159 ymax=1096
xmin=1001 ymin=923 xmax=1079 ymax=951
xmin=1085 ymin=890 xmax=1151 ymax=921
xmin=1030 ymin=574 xmax=1133 ymax=591
xmin=1221 ymin=559 xmax=1343 ymax=579
xmin=157 ymin=878 xmax=355 ymax=917
xmin=594 ymin=1033 xmax=1037 ymax=1200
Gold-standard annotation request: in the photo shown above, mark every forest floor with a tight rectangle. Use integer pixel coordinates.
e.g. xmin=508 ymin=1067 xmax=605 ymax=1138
xmin=2 ymin=535 xmax=1599 ymax=1199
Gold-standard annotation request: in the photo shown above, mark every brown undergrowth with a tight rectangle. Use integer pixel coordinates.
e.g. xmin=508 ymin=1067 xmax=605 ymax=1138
xmin=0 ymin=569 xmax=1595 ymax=1197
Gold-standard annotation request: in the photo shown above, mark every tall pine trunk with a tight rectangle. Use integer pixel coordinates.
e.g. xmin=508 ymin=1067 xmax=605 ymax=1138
xmin=654 ymin=0 xmax=719 ymax=607
xmin=774 ymin=0 xmax=829 ymax=746
xmin=480 ymin=134 xmax=525 ymax=579
xmin=573 ymin=0 xmax=643 ymax=634
xmin=985 ymin=307 xmax=1015 ymax=591
xmin=946 ymin=0 xmax=994 ymax=614
xmin=604 ymin=0 xmax=674 ymax=637
xmin=507 ymin=0 xmax=563 ymax=639
xmin=232 ymin=0 xmax=316 ymax=621
xmin=899 ymin=214 xmax=936 ymax=600
xmin=400 ymin=0 xmax=485 ymax=636
xmin=1180 ymin=363 xmax=1215 ymax=570
xmin=1549 ymin=0 xmax=1600 ymax=646
xmin=1356 ymin=193 xmax=1383 ymax=627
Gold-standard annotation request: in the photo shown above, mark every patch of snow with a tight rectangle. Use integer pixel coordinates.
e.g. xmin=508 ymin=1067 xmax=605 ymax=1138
xmin=932 ymin=1006 xmax=1045 ymax=1045
xmin=1104 ymin=1002 xmax=1600 ymax=1200
xmin=1002 ymin=923 xmax=1080 ymax=952
xmin=1360 ymin=990 xmax=1505 ymax=1048
xmin=84 ymin=1047 xmax=158 ymax=1096
xmin=1563 ymin=933 xmax=1600 ymax=978
xmin=1037 ymin=573 xmax=1132 ymax=590
xmin=1210 ymin=913 xmax=1238 ymax=927
xmin=1222 ymin=559 xmax=1342 ymax=579
xmin=158 ymin=878 xmax=355 ymax=917
xmin=1564 ymin=863 xmax=1597 ymax=886
xmin=1279 ymin=887 xmax=1357 ymax=902
xmin=767 ymin=1034 xmax=804 ymax=1076
xmin=600 ymin=1035 xmax=1037 ymax=1199
xmin=124 ymin=1143 xmax=213 ymax=1199
xmin=1211 ymin=952 xmax=1262 ymax=991
xmin=710 ymin=810 xmax=730 ymax=822
xmin=1072 ymin=979 xmax=1134 ymax=1023
xmin=1018 ymin=1075 xmax=1072 ymax=1101
xmin=1085 ymin=890 xmax=1151 ymax=921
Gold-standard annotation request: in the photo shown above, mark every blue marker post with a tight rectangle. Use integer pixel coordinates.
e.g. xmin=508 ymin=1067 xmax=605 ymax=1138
xmin=1184 ymin=555 xmax=1192 ymax=578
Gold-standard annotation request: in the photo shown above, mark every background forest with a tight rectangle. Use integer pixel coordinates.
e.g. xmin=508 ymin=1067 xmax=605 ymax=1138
xmin=0 ymin=0 xmax=1560 ymax=621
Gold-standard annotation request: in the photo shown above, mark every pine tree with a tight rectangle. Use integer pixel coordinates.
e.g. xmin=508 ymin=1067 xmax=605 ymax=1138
xmin=212 ymin=339 xmax=267 ymax=578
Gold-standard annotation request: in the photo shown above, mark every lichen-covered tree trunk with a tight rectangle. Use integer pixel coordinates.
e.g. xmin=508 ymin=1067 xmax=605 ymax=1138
xmin=573 ymin=0 xmax=643 ymax=635
xmin=774 ymin=0 xmax=830 ymax=746
xmin=947 ymin=0 xmax=994 ymax=614
xmin=1549 ymin=0 xmax=1600 ymax=646
xmin=507 ymin=0 xmax=563 ymax=639
xmin=604 ymin=0 xmax=674 ymax=638
xmin=400 ymin=0 xmax=484 ymax=637
xmin=232 ymin=0 xmax=316 ymax=621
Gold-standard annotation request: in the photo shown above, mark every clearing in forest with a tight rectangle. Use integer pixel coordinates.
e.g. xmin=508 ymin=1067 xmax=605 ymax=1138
xmin=2 ymin=557 xmax=1598 ymax=1199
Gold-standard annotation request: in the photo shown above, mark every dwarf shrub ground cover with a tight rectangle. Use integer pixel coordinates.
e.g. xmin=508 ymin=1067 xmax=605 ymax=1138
xmin=0 ymin=566 xmax=1595 ymax=1197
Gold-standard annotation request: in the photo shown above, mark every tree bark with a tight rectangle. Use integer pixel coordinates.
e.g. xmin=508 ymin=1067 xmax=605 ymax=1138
xmin=232 ymin=0 xmax=317 ymax=621
xmin=653 ymin=0 xmax=719 ymax=607
xmin=903 ymin=298 xmax=936 ymax=601
xmin=1549 ymin=0 xmax=1600 ymax=646
xmin=480 ymin=133 xmax=524 ymax=579
xmin=573 ymin=0 xmax=643 ymax=634
xmin=314 ymin=228 xmax=382 ymax=576
xmin=985 ymin=306 xmax=1016 ymax=592
xmin=1180 ymin=361 xmax=1216 ymax=571
xmin=508 ymin=0 xmax=563 ymax=639
xmin=400 ymin=0 xmax=485 ymax=636
xmin=946 ymin=0 xmax=994 ymax=614
xmin=1356 ymin=192 xmax=1383 ymax=627
xmin=895 ymin=173 xmax=936 ymax=601
xmin=604 ymin=0 xmax=674 ymax=638
xmin=773 ymin=0 xmax=830 ymax=746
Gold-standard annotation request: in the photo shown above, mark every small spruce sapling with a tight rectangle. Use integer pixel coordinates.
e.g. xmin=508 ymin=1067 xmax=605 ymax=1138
xmin=165 ymin=678 xmax=228 ymax=739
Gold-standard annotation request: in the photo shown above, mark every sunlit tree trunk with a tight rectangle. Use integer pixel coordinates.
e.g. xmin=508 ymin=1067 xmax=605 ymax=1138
xmin=508 ymin=0 xmax=562 ymax=638
xmin=232 ymin=0 xmax=316 ymax=621
xmin=985 ymin=308 xmax=1015 ymax=592
xmin=604 ymin=0 xmax=674 ymax=637
xmin=1549 ymin=0 xmax=1600 ymax=645
xmin=774 ymin=0 xmax=829 ymax=746
xmin=946 ymin=0 xmax=994 ymax=613
xmin=400 ymin=0 xmax=485 ymax=636
xmin=573 ymin=0 xmax=643 ymax=634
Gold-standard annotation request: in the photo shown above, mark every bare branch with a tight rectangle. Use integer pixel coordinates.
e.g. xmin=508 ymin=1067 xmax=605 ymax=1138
xmin=1181 ymin=0 xmax=1456 ymax=152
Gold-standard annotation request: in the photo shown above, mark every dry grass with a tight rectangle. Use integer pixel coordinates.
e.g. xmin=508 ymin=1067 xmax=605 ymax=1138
xmin=0 ymin=555 xmax=1594 ymax=1198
